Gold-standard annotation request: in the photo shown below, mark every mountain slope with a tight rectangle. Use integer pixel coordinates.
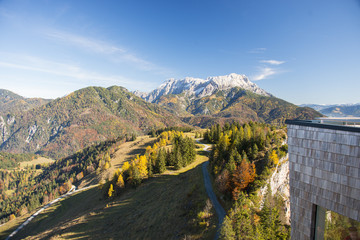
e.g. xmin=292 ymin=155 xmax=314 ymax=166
xmin=0 ymin=89 xmax=51 ymax=114
xmin=155 ymin=87 xmax=322 ymax=127
xmin=0 ymin=86 xmax=187 ymax=158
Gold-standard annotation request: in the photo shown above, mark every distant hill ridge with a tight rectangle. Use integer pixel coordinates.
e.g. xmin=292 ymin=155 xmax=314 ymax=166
xmin=300 ymin=103 xmax=360 ymax=117
xmin=0 ymin=89 xmax=51 ymax=115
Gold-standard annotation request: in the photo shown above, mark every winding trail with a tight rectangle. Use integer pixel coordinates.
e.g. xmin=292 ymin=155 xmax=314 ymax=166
xmin=196 ymin=140 xmax=226 ymax=239
xmin=5 ymin=184 xmax=97 ymax=240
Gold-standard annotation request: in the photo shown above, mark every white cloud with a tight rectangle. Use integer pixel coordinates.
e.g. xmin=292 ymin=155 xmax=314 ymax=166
xmin=46 ymin=30 xmax=125 ymax=55
xmin=260 ymin=60 xmax=285 ymax=65
xmin=44 ymin=29 xmax=173 ymax=74
xmin=252 ymin=67 xmax=276 ymax=81
xmin=0 ymin=54 xmax=131 ymax=86
xmin=251 ymin=59 xmax=286 ymax=81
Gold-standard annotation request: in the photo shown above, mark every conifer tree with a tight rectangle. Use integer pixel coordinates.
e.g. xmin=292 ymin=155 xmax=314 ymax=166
xmin=108 ymin=184 xmax=114 ymax=198
xmin=138 ymin=155 xmax=148 ymax=178
xmin=128 ymin=165 xmax=142 ymax=187
xmin=174 ymin=148 xmax=184 ymax=170
xmin=155 ymin=149 xmax=166 ymax=174
xmin=116 ymin=174 xmax=125 ymax=188
xmin=220 ymin=216 xmax=236 ymax=240
xmin=252 ymin=143 xmax=259 ymax=159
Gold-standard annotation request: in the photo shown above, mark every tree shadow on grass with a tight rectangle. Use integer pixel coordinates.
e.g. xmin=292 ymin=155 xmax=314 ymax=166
xmin=125 ymin=139 xmax=157 ymax=160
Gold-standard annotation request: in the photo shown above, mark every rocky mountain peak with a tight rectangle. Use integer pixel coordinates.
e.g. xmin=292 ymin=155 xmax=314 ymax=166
xmin=137 ymin=73 xmax=272 ymax=103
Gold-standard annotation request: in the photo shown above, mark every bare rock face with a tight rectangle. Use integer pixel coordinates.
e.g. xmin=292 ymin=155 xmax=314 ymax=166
xmin=137 ymin=73 xmax=272 ymax=103
xmin=259 ymin=154 xmax=290 ymax=225
xmin=0 ymin=116 xmax=8 ymax=143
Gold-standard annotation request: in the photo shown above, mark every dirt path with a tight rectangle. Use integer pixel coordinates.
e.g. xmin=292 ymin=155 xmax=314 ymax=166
xmin=196 ymin=140 xmax=226 ymax=239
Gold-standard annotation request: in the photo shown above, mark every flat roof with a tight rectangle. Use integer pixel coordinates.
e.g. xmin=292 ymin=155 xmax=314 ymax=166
xmin=285 ymin=119 xmax=360 ymax=133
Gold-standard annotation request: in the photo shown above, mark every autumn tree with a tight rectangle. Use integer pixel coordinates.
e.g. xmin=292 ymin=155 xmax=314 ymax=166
xmin=269 ymin=150 xmax=279 ymax=166
xmin=108 ymin=184 xmax=114 ymax=197
xmin=116 ymin=174 xmax=125 ymax=188
xmin=230 ymin=159 xmax=255 ymax=200
xmin=122 ymin=162 xmax=130 ymax=172
xmin=137 ymin=155 xmax=148 ymax=178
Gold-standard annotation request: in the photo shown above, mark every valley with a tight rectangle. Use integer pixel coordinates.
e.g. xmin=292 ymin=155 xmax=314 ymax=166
xmin=0 ymin=75 xmax=314 ymax=239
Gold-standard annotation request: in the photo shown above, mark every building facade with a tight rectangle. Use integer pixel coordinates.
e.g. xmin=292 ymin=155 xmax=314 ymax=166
xmin=286 ymin=119 xmax=360 ymax=239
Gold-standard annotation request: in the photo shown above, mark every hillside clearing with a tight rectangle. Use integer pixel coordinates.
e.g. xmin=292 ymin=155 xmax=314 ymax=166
xmin=19 ymin=157 xmax=54 ymax=168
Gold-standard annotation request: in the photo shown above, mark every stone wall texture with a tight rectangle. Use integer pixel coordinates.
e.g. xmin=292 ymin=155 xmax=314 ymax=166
xmin=287 ymin=123 xmax=360 ymax=240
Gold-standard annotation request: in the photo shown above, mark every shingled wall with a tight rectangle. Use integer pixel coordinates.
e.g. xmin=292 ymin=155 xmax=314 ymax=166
xmin=286 ymin=121 xmax=360 ymax=239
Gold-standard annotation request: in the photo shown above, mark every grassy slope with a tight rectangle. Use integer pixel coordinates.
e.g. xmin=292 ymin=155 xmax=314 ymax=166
xmin=19 ymin=157 xmax=54 ymax=168
xmin=0 ymin=138 xmax=216 ymax=240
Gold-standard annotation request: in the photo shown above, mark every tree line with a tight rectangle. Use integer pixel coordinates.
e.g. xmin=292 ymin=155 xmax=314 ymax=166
xmin=0 ymin=152 xmax=38 ymax=169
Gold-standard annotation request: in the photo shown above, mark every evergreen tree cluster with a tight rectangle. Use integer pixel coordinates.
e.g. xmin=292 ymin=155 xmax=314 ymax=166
xmin=220 ymin=192 xmax=290 ymax=240
xmin=205 ymin=121 xmax=290 ymax=239
xmin=0 ymin=152 xmax=38 ymax=169
xmin=206 ymin=122 xmax=286 ymax=199
xmin=106 ymin=130 xmax=196 ymax=197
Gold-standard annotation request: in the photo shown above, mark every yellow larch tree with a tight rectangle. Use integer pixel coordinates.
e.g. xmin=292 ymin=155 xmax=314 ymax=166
xmin=269 ymin=150 xmax=279 ymax=165
xmin=116 ymin=174 xmax=125 ymax=188
xmin=108 ymin=184 xmax=114 ymax=197
xmin=122 ymin=162 xmax=130 ymax=172
xmin=137 ymin=155 xmax=148 ymax=178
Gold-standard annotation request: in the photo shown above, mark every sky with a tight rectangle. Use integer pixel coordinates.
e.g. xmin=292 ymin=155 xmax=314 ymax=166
xmin=0 ymin=0 xmax=359 ymax=105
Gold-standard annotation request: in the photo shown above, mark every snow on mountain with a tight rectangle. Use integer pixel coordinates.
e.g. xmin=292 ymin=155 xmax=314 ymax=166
xmin=138 ymin=73 xmax=272 ymax=103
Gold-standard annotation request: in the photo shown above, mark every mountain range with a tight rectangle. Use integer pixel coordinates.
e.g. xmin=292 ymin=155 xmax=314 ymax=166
xmin=135 ymin=73 xmax=321 ymax=127
xmin=135 ymin=73 xmax=272 ymax=102
xmin=0 ymin=73 xmax=321 ymax=159
xmin=300 ymin=103 xmax=360 ymax=117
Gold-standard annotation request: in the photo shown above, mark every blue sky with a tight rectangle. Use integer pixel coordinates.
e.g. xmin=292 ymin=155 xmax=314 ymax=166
xmin=0 ymin=0 xmax=359 ymax=105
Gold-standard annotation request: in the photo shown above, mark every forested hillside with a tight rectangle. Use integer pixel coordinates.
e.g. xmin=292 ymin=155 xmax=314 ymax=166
xmin=204 ymin=122 xmax=290 ymax=239
xmin=0 ymin=137 xmax=123 ymax=224
xmin=156 ymin=87 xmax=322 ymax=128
xmin=0 ymin=86 xmax=187 ymax=159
